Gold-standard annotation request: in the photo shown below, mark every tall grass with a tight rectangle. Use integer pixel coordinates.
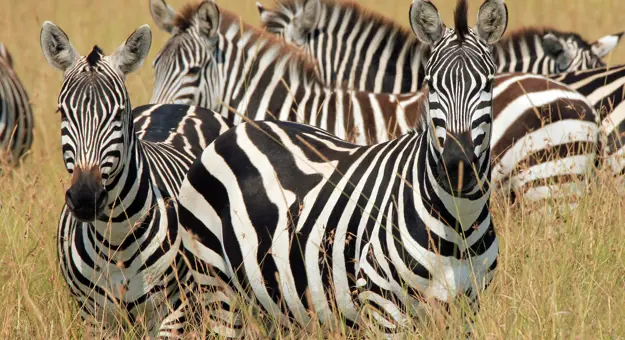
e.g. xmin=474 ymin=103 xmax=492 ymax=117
xmin=0 ymin=0 xmax=624 ymax=338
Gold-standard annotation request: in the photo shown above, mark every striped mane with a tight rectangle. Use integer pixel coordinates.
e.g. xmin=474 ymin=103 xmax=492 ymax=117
xmin=268 ymin=0 xmax=417 ymax=45
xmin=173 ymin=1 xmax=321 ymax=82
xmin=501 ymin=27 xmax=593 ymax=49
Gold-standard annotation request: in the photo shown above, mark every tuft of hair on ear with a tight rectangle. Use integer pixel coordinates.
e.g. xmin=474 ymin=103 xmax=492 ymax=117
xmin=454 ymin=0 xmax=469 ymax=40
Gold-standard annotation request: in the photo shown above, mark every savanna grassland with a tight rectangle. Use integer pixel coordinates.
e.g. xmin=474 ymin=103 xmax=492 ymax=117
xmin=1 ymin=0 xmax=625 ymax=338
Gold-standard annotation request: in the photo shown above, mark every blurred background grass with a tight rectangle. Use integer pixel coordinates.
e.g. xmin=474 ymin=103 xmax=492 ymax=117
xmin=0 ymin=0 xmax=624 ymax=338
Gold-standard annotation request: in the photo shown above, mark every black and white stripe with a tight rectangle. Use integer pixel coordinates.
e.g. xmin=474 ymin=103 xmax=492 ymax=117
xmin=257 ymin=0 xmax=623 ymax=93
xmin=177 ymin=0 xmax=505 ymax=336
xmin=40 ymin=22 xmax=232 ymax=337
xmin=551 ymin=64 xmax=625 ymax=191
xmin=0 ymin=42 xmax=34 ymax=166
xmin=148 ymin=0 xmax=422 ymax=143
xmin=149 ymin=0 xmax=599 ymax=202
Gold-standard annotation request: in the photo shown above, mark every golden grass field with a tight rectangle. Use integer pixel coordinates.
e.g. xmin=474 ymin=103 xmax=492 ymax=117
xmin=1 ymin=0 xmax=625 ymax=338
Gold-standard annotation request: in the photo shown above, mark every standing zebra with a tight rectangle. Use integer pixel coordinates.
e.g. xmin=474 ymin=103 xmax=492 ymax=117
xmin=177 ymin=0 xmax=506 ymax=336
xmin=148 ymin=0 xmax=599 ymax=202
xmin=0 ymin=42 xmax=34 ymax=166
xmin=256 ymin=0 xmax=623 ymax=93
xmin=40 ymin=22 xmax=232 ymax=337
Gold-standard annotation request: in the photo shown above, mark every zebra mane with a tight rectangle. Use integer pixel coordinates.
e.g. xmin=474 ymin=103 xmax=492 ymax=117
xmin=502 ymin=27 xmax=593 ymax=49
xmin=171 ymin=2 xmax=320 ymax=82
xmin=268 ymin=0 xmax=417 ymax=45
xmin=173 ymin=2 xmax=201 ymax=31
xmin=86 ymin=45 xmax=104 ymax=67
xmin=454 ymin=0 xmax=469 ymax=41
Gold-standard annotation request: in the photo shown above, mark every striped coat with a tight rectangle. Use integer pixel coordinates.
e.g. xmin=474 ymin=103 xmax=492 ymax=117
xmin=0 ymin=42 xmax=34 ymax=165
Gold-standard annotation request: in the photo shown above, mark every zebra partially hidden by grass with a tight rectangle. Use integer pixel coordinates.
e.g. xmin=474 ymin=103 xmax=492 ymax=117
xmin=148 ymin=0 xmax=599 ymax=203
xmin=0 ymin=42 xmax=34 ymax=166
xmin=256 ymin=0 xmax=623 ymax=93
xmin=40 ymin=22 xmax=232 ymax=337
xmin=177 ymin=0 xmax=506 ymax=336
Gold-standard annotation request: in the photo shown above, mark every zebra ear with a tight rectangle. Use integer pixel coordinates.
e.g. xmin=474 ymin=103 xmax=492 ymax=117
xmin=591 ymin=32 xmax=624 ymax=58
xmin=293 ymin=0 xmax=321 ymax=35
xmin=196 ymin=0 xmax=220 ymax=38
xmin=475 ymin=0 xmax=508 ymax=45
xmin=0 ymin=43 xmax=13 ymax=68
xmin=109 ymin=25 xmax=152 ymax=76
xmin=150 ymin=0 xmax=177 ymax=34
xmin=409 ymin=0 xmax=445 ymax=45
xmin=542 ymin=33 xmax=565 ymax=57
xmin=40 ymin=21 xmax=79 ymax=73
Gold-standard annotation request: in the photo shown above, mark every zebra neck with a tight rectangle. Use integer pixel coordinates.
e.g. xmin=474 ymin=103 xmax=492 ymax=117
xmin=492 ymin=37 xmax=553 ymax=74
xmin=416 ymin=132 xmax=490 ymax=232
xmin=309 ymin=1 xmax=428 ymax=93
xmin=92 ymin=139 xmax=159 ymax=246
xmin=217 ymin=24 xmax=323 ymax=123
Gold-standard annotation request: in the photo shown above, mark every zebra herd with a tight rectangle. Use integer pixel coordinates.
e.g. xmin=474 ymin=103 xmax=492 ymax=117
xmin=0 ymin=0 xmax=620 ymax=337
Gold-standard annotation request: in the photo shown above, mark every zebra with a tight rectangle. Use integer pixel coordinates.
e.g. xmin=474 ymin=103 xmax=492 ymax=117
xmin=0 ymin=41 xmax=34 ymax=166
xmin=551 ymin=63 xmax=625 ymax=192
xmin=176 ymin=0 xmax=507 ymax=336
xmin=40 ymin=22 xmax=232 ymax=337
xmin=148 ymin=0 xmax=599 ymax=202
xmin=148 ymin=0 xmax=423 ymax=143
xmin=256 ymin=0 xmax=623 ymax=93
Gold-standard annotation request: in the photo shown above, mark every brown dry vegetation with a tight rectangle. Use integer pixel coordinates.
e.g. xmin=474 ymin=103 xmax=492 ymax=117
xmin=1 ymin=0 xmax=625 ymax=338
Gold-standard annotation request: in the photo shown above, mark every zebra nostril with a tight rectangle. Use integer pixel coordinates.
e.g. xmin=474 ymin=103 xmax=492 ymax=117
xmin=96 ymin=188 xmax=108 ymax=209
xmin=65 ymin=190 xmax=75 ymax=210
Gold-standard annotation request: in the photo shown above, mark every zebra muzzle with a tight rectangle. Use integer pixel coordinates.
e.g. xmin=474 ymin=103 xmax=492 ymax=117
xmin=438 ymin=132 xmax=479 ymax=194
xmin=65 ymin=167 xmax=108 ymax=222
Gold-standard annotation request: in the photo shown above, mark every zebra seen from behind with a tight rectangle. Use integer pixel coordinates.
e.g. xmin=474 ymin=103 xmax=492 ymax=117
xmin=0 ymin=41 xmax=34 ymax=166
xmin=256 ymin=0 xmax=623 ymax=93
xmin=40 ymin=22 xmax=232 ymax=337
xmin=177 ymin=0 xmax=507 ymax=336
xmin=148 ymin=0 xmax=600 ymax=203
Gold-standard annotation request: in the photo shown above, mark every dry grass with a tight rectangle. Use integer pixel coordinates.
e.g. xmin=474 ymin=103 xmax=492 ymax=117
xmin=1 ymin=0 xmax=625 ymax=338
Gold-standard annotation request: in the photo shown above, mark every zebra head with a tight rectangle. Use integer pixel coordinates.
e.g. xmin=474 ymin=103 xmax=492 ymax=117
xmin=256 ymin=0 xmax=321 ymax=48
xmin=410 ymin=0 xmax=506 ymax=195
xmin=40 ymin=22 xmax=152 ymax=222
xmin=149 ymin=0 xmax=221 ymax=109
xmin=541 ymin=30 xmax=624 ymax=72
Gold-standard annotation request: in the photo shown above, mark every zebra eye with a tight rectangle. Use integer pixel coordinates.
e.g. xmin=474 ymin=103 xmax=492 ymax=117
xmin=188 ymin=66 xmax=202 ymax=75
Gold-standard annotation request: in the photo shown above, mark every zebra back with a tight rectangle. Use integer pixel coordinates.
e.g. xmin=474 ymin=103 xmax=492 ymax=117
xmin=0 ymin=41 xmax=34 ymax=165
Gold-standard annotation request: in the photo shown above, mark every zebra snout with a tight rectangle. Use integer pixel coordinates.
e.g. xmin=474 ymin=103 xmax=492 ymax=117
xmin=438 ymin=132 xmax=478 ymax=194
xmin=65 ymin=167 xmax=108 ymax=222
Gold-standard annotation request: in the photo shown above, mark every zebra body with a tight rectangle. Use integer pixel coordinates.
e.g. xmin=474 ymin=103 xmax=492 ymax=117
xmin=40 ymin=23 xmax=232 ymax=337
xmin=149 ymin=0 xmax=599 ymax=202
xmin=0 ymin=42 xmax=34 ymax=165
xmin=256 ymin=0 xmax=623 ymax=93
xmin=177 ymin=0 xmax=506 ymax=336
xmin=552 ymin=64 xmax=625 ymax=190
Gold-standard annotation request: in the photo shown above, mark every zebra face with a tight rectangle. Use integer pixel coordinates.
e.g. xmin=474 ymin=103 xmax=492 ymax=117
xmin=410 ymin=0 xmax=506 ymax=194
xmin=41 ymin=22 xmax=152 ymax=222
xmin=150 ymin=0 xmax=221 ymax=109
